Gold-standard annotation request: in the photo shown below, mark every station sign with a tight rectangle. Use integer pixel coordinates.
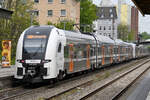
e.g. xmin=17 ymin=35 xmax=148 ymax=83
xmin=1 ymin=40 xmax=11 ymax=67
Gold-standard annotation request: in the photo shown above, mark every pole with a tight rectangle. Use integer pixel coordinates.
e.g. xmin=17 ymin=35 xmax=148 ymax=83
xmin=64 ymin=21 xmax=66 ymax=30
xmin=30 ymin=11 xmax=33 ymax=26
xmin=112 ymin=17 xmax=115 ymax=40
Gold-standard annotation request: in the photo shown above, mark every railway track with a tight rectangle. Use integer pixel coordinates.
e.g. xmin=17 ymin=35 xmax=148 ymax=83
xmin=0 ymin=58 xmax=149 ymax=100
xmin=43 ymin=58 xmax=150 ymax=100
xmin=0 ymin=86 xmax=24 ymax=100
xmin=80 ymin=59 xmax=150 ymax=100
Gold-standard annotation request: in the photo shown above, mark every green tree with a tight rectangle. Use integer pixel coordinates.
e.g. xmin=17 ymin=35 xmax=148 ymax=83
xmin=0 ymin=0 xmax=33 ymax=64
xmin=117 ymin=24 xmax=130 ymax=41
xmin=33 ymin=20 xmax=40 ymax=25
xmin=47 ymin=20 xmax=75 ymax=31
xmin=128 ymin=30 xmax=135 ymax=42
xmin=141 ymin=32 xmax=150 ymax=40
xmin=47 ymin=21 xmax=53 ymax=25
xmin=80 ymin=0 xmax=97 ymax=26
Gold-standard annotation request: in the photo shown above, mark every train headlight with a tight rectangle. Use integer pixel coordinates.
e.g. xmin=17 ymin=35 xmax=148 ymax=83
xmin=42 ymin=59 xmax=51 ymax=63
xmin=17 ymin=59 xmax=25 ymax=63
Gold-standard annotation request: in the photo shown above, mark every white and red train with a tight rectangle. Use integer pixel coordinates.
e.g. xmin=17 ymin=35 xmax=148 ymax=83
xmin=14 ymin=25 xmax=149 ymax=83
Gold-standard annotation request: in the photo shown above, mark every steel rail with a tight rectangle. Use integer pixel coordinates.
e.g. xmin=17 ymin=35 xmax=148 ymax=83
xmin=44 ymin=58 xmax=150 ymax=100
xmin=80 ymin=59 xmax=150 ymax=100
xmin=0 ymin=58 xmax=149 ymax=100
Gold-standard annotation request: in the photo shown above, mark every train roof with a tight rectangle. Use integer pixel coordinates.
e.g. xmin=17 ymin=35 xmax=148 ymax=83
xmin=115 ymin=39 xmax=136 ymax=47
xmin=63 ymin=30 xmax=95 ymax=40
xmin=96 ymin=35 xmax=115 ymax=44
xmin=115 ymin=39 xmax=124 ymax=45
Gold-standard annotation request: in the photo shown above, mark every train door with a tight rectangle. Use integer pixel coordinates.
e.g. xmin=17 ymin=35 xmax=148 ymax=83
xmin=56 ymin=42 xmax=64 ymax=72
xmin=110 ymin=45 xmax=113 ymax=64
xmin=123 ymin=47 xmax=126 ymax=60
xmin=86 ymin=44 xmax=90 ymax=69
xmin=102 ymin=45 xmax=105 ymax=65
xmin=114 ymin=45 xmax=117 ymax=63
xmin=118 ymin=46 xmax=120 ymax=62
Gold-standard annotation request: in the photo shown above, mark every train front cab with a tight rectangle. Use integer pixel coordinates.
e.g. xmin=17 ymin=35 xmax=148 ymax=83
xmin=14 ymin=26 xmax=67 ymax=83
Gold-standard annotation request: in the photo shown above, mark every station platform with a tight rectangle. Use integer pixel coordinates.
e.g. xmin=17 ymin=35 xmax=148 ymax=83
xmin=0 ymin=65 xmax=15 ymax=78
xmin=127 ymin=71 xmax=150 ymax=100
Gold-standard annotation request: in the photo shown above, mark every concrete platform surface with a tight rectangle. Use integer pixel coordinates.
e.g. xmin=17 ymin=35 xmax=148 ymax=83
xmin=127 ymin=71 xmax=150 ymax=100
xmin=0 ymin=65 xmax=15 ymax=78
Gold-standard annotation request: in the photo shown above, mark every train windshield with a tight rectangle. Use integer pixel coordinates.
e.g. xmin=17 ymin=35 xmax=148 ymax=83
xmin=22 ymin=27 xmax=52 ymax=59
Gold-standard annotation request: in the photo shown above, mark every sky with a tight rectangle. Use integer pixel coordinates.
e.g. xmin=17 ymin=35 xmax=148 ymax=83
xmin=93 ymin=0 xmax=150 ymax=34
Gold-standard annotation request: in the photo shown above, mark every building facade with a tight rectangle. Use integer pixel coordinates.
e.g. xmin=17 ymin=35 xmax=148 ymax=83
xmin=120 ymin=4 xmax=131 ymax=27
xmin=131 ymin=6 xmax=138 ymax=40
xmin=32 ymin=0 xmax=80 ymax=25
xmin=93 ymin=0 xmax=118 ymax=40
xmin=118 ymin=0 xmax=131 ymax=26
xmin=0 ymin=0 xmax=13 ymax=19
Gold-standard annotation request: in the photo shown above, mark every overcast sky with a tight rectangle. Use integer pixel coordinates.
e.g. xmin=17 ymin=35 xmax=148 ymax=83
xmin=93 ymin=0 xmax=150 ymax=34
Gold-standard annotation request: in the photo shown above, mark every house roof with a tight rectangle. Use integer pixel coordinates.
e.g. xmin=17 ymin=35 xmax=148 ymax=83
xmin=131 ymin=0 xmax=150 ymax=15
xmin=97 ymin=7 xmax=117 ymax=20
xmin=100 ymin=0 xmax=114 ymax=7
xmin=0 ymin=8 xmax=13 ymax=19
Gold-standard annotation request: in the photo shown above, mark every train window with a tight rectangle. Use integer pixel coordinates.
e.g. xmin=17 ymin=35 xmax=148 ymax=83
xmin=113 ymin=48 xmax=115 ymax=54
xmin=99 ymin=47 xmax=101 ymax=55
xmin=64 ymin=46 xmax=69 ymax=58
xmin=115 ymin=47 xmax=118 ymax=54
xmin=100 ymin=26 xmax=102 ymax=30
xmin=74 ymin=51 xmax=77 ymax=58
xmin=93 ymin=48 xmax=95 ymax=56
xmin=91 ymin=49 xmax=93 ymax=56
xmin=104 ymin=26 xmax=106 ymax=30
xmin=98 ymin=48 xmax=100 ymax=55
xmin=58 ymin=43 xmax=62 ymax=53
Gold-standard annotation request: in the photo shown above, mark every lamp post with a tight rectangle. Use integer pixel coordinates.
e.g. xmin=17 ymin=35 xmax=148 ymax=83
xmin=63 ymin=21 xmax=66 ymax=30
xmin=26 ymin=10 xmax=34 ymax=26
xmin=60 ymin=16 xmax=67 ymax=30
xmin=112 ymin=17 xmax=115 ymax=40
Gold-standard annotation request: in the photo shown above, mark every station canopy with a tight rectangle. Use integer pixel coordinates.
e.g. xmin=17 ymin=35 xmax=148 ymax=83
xmin=0 ymin=8 xmax=13 ymax=19
xmin=131 ymin=0 xmax=150 ymax=15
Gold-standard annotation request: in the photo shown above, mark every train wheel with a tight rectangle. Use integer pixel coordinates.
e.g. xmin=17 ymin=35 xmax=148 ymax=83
xmin=91 ymin=64 xmax=95 ymax=71
xmin=57 ymin=70 xmax=64 ymax=80
xmin=63 ymin=69 xmax=67 ymax=78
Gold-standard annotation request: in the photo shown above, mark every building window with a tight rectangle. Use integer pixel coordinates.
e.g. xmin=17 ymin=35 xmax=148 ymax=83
xmin=99 ymin=26 xmax=102 ymax=30
xmin=48 ymin=10 xmax=53 ymax=16
xmin=101 ymin=14 xmax=104 ymax=18
xmin=34 ymin=10 xmax=39 ymax=16
xmin=100 ymin=33 xmax=102 ymax=35
xmin=109 ymin=26 xmax=111 ymax=30
xmin=34 ymin=0 xmax=39 ymax=3
xmin=61 ymin=9 xmax=66 ymax=16
xmin=48 ymin=0 xmax=53 ymax=3
xmin=113 ymin=27 xmax=115 ymax=30
xmin=61 ymin=0 xmax=66 ymax=3
xmin=58 ymin=43 xmax=62 ymax=53
xmin=110 ymin=9 xmax=112 ymax=12
xmin=110 ymin=14 xmax=113 ymax=18
xmin=104 ymin=26 xmax=106 ymax=30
